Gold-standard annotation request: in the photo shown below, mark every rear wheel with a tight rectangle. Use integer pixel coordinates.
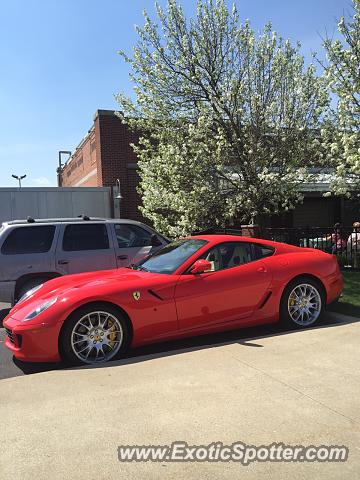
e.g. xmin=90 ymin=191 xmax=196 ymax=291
xmin=280 ymin=277 xmax=325 ymax=328
xmin=60 ymin=304 xmax=130 ymax=365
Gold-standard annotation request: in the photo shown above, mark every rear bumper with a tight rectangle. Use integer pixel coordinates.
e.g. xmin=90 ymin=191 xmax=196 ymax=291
xmin=3 ymin=316 xmax=62 ymax=362
xmin=326 ymin=274 xmax=344 ymax=305
xmin=0 ymin=281 xmax=15 ymax=304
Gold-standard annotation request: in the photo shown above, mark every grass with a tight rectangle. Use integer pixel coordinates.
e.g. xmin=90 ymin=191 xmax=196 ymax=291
xmin=329 ymin=271 xmax=360 ymax=318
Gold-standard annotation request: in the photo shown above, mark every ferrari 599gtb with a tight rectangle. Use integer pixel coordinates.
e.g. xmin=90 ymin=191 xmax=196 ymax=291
xmin=4 ymin=235 xmax=343 ymax=365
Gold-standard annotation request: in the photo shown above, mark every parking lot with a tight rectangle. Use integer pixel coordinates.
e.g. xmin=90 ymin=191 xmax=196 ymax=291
xmin=1 ymin=304 xmax=360 ymax=479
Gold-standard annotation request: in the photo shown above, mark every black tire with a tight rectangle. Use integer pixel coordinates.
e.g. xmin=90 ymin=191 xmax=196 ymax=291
xmin=60 ymin=303 xmax=130 ymax=365
xmin=280 ymin=276 xmax=325 ymax=329
xmin=15 ymin=277 xmax=48 ymax=303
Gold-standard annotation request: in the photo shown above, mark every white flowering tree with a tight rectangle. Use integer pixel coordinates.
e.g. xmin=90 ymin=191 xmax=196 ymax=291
xmin=116 ymin=0 xmax=329 ymax=237
xmin=321 ymin=0 xmax=360 ymax=196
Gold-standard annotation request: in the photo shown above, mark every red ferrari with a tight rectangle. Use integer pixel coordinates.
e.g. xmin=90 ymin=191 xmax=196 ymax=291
xmin=4 ymin=235 xmax=343 ymax=365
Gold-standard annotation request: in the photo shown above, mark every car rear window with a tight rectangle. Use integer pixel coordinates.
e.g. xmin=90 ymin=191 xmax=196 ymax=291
xmin=62 ymin=224 xmax=109 ymax=251
xmin=1 ymin=226 xmax=56 ymax=255
xmin=256 ymin=244 xmax=275 ymax=259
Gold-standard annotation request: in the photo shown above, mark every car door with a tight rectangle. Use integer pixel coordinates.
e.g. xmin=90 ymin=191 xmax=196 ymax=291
xmin=175 ymin=241 xmax=272 ymax=332
xmin=112 ymin=223 xmax=161 ymax=267
xmin=55 ymin=222 xmax=117 ymax=275
xmin=0 ymin=224 xmax=58 ymax=282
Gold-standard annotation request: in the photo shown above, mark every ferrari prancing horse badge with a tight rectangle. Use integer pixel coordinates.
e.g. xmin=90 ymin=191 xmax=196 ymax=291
xmin=133 ymin=291 xmax=141 ymax=301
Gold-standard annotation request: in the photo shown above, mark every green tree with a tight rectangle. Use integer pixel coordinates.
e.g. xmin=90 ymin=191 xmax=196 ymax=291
xmin=116 ymin=0 xmax=329 ymax=237
xmin=321 ymin=0 xmax=360 ymax=196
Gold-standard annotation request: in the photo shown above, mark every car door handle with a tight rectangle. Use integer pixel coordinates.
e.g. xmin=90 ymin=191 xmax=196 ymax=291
xmin=58 ymin=259 xmax=69 ymax=265
xmin=257 ymin=266 xmax=267 ymax=273
xmin=117 ymin=255 xmax=128 ymax=260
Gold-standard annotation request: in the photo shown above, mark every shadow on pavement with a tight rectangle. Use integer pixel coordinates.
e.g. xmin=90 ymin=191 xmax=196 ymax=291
xmin=329 ymin=301 xmax=360 ymax=318
xmin=12 ymin=358 xmax=63 ymax=375
xmin=77 ymin=311 xmax=359 ymax=371
xmin=11 ymin=311 xmax=359 ymax=376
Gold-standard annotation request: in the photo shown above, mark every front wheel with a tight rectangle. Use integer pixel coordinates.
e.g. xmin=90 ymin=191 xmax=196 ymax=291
xmin=280 ymin=278 xmax=325 ymax=328
xmin=60 ymin=304 xmax=130 ymax=365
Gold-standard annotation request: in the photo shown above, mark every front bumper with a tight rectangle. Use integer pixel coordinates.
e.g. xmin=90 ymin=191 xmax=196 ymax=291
xmin=3 ymin=316 xmax=62 ymax=362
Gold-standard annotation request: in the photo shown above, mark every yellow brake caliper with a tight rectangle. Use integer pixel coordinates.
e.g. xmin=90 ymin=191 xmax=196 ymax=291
xmin=107 ymin=319 xmax=117 ymax=348
xmin=289 ymin=294 xmax=297 ymax=307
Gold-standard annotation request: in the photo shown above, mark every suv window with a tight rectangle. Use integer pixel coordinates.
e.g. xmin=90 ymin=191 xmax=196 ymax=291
xmin=1 ymin=226 xmax=55 ymax=255
xmin=63 ymin=224 xmax=109 ymax=251
xmin=115 ymin=224 xmax=152 ymax=248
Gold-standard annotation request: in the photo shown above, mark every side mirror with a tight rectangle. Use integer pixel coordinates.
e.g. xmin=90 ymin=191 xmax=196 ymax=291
xmin=151 ymin=234 xmax=162 ymax=247
xmin=190 ymin=259 xmax=212 ymax=274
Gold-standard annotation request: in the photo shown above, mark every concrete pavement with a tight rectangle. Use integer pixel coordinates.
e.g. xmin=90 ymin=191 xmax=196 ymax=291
xmin=0 ymin=312 xmax=359 ymax=479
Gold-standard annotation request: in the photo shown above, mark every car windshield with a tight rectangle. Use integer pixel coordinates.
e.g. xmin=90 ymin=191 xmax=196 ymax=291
xmin=131 ymin=238 xmax=207 ymax=274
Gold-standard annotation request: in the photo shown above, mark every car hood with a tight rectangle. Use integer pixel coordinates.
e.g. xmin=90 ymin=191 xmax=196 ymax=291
xmin=10 ymin=268 xmax=169 ymax=315
xmin=48 ymin=268 xmax=160 ymax=291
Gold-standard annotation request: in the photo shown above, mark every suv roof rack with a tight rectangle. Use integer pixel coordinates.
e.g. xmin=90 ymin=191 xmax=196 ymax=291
xmin=7 ymin=217 xmax=108 ymax=225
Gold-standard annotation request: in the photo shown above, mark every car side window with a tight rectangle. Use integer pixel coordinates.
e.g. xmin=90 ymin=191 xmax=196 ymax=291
xmin=202 ymin=242 xmax=257 ymax=272
xmin=1 ymin=226 xmax=56 ymax=255
xmin=114 ymin=224 xmax=152 ymax=248
xmin=255 ymin=244 xmax=275 ymax=259
xmin=62 ymin=224 xmax=109 ymax=251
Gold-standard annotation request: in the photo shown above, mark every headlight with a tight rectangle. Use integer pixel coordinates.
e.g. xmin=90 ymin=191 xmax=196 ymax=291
xmin=18 ymin=284 xmax=43 ymax=303
xmin=23 ymin=297 xmax=58 ymax=321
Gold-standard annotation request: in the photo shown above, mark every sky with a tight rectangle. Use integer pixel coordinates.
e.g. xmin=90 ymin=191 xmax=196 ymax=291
xmin=0 ymin=0 xmax=351 ymax=187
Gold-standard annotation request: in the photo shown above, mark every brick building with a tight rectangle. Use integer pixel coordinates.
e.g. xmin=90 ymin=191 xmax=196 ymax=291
xmin=58 ymin=110 xmax=142 ymax=221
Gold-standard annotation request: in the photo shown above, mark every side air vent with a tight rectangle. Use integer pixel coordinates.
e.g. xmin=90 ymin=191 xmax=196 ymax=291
xmin=148 ymin=289 xmax=163 ymax=301
xmin=259 ymin=291 xmax=272 ymax=309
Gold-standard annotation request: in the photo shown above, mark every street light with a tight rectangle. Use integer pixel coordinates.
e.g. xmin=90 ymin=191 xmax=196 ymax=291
xmin=115 ymin=178 xmax=123 ymax=200
xmin=12 ymin=174 xmax=26 ymax=188
xmin=57 ymin=151 xmax=72 ymax=187
xmin=115 ymin=178 xmax=123 ymax=218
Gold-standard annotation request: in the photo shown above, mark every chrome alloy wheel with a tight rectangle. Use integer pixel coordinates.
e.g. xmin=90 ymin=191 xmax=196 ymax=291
xmin=70 ymin=311 xmax=123 ymax=364
xmin=287 ymin=283 xmax=322 ymax=326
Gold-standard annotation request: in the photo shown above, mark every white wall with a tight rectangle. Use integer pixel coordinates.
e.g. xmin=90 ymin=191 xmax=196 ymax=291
xmin=0 ymin=187 xmax=113 ymax=224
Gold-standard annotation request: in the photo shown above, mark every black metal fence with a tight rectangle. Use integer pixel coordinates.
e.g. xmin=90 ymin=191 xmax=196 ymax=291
xmin=264 ymin=226 xmax=360 ymax=271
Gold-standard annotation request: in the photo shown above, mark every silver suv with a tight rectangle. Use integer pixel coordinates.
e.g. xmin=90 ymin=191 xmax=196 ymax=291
xmin=0 ymin=217 xmax=168 ymax=304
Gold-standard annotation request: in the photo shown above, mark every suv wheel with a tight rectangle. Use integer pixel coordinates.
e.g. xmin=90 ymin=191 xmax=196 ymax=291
xmin=16 ymin=277 xmax=48 ymax=303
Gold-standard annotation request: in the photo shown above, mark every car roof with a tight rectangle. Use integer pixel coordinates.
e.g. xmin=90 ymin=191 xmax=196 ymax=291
xmin=189 ymin=234 xmax=295 ymax=251
xmin=190 ymin=234 xmax=269 ymax=243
